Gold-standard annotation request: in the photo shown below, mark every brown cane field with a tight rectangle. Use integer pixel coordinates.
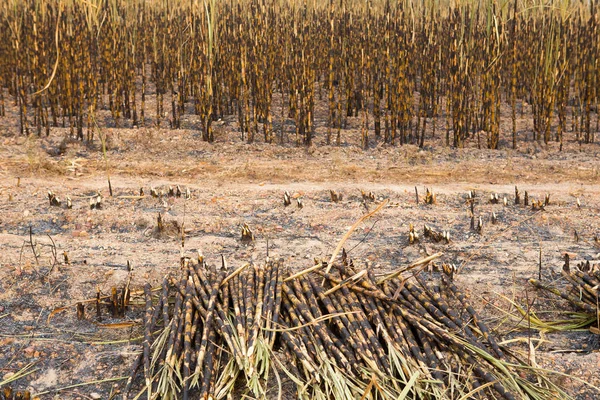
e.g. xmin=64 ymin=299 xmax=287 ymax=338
xmin=0 ymin=0 xmax=600 ymax=399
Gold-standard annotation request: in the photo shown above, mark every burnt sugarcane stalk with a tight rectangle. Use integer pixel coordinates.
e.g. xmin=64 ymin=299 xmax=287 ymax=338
xmin=230 ymin=275 xmax=247 ymax=357
xmin=120 ymin=253 xmax=535 ymax=399
xmin=213 ymin=296 xmax=245 ymax=370
xmin=269 ymin=262 xmax=284 ymax=348
xmin=290 ymin=281 xmax=357 ymax=370
xmin=142 ymin=283 xmax=153 ymax=398
xmin=453 ymin=344 xmax=516 ymax=400
xmin=280 ymin=296 xmax=323 ymax=364
xmin=190 ymin=306 xmax=203 ymax=372
xmin=370 ymin=290 xmax=403 ymax=347
xmin=189 ymin=265 xmax=215 ymax=314
xmin=191 ymin=262 xmax=212 ymax=303
xmin=416 ymin=328 xmax=446 ymax=383
xmin=356 ymin=293 xmax=400 ymax=373
xmin=398 ymin=303 xmax=514 ymax=398
xmin=561 ymin=270 xmax=598 ymax=303
xmin=238 ymin=269 xmax=248 ymax=342
xmin=333 ymin=284 xmax=387 ymax=370
xmin=124 ymin=280 xmax=166 ymax=399
xmin=414 ymin=275 xmax=481 ymax=343
xmin=397 ymin=281 xmax=461 ymax=332
xmin=174 ymin=277 xmax=208 ymax=319
xmin=191 ymin=270 xmax=226 ymax=387
xmin=199 ymin=323 xmax=219 ymax=398
xmin=160 ymin=271 xmax=188 ymax=386
xmin=278 ymin=323 xmax=320 ymax=381
xmin=572 ymin=269 xmax=600 ymax=289
xmin=592 ymin=269 xmax=600 ymax=284
xmin=385 ymin=282 xmax=429 ymax=318
xmin=375 ymin=299 xmax=413 ymax=360
xmin=327 ymin=283 xmax=380 ymax=365
xmin=207 ymin=340 xmax=224 ymax=400
xmin=342 ymin=285 xmax=390 ymax=371
xmin=161 ymin=276 xmax=171 ymax=327
xmin=306 ymin=277 xmax=368 ymax=367
xmin=261 ymin=261 xmax=277 ymax=346
xmin=170 ymin=279 xmax=192 ymax=372
xmin=395 ymin=304 xmax=465 ymax=354
xmin=287 ymin=282 xmax=329 ymax=359
xmin=387 ymin=302 xmax=428 ymax=366
xmin=247 ymin=264 xmax=266 ymax=358
xmin=400 ymin=280 xmax=488 ymax=353
xmin=281 ymin=348 xmax=304 ymax=387
xmin=443 ymin=278 xmax=504 ymax=358
xmin=295 ymin=278 xmax=360 ymax=368
xmin=245 ymin=267 xmax=256 ymax=343
xmin=182 ymin=277 xmax=195 ymax=400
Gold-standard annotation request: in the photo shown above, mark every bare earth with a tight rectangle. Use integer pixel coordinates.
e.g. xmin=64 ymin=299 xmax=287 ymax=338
xmin=1 ymin=114 xmax=600 ymax=399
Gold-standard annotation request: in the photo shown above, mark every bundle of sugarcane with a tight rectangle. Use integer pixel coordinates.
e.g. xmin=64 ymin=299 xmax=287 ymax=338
xmin=215 ymin=258 xmax=284 ymax=397
xmin=123 ymin=256 xmax=284 ymax=400
xmin=529 ymin=256 xmax=600 ymax=329
xmin=276 ymin=253 xmax=569 ymax=399
xmin=124 ymin=253 xmax=569 ymax=400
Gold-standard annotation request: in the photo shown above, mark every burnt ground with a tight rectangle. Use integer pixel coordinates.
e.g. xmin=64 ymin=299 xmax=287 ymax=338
xmin=1 ymin=95 xmax=600 ymax=399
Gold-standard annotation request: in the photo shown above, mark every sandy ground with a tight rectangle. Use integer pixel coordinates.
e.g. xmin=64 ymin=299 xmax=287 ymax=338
xmin=1 ymin=104 xmax=600 ymax=399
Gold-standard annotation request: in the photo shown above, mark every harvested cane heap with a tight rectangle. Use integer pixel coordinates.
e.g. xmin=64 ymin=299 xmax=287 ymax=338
xmin=530 ymin=254 xmax=600 ymax=331
xmin=123 ymin=251 xmax=567 ymax=400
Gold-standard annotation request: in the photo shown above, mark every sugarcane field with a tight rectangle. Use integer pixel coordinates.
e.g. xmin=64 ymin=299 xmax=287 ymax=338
xmin=1 ymin=0 xmax=600 ymax=399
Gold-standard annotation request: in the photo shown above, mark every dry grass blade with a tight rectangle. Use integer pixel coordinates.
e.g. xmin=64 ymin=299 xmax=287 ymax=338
xmin=376 ymin=252 xmax=443 ymax=284
xmin=325 ymin=199 xmax=388 ymax=273
xmin=323 ymin=270 xmax=367 ymax=296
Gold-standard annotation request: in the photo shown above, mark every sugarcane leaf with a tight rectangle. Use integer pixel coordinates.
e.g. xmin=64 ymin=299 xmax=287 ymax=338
xmin=398 ymin=370 xmax=420 ymax=399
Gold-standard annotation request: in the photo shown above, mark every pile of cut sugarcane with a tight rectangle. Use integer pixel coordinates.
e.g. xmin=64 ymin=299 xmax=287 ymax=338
xmin=123 ymin=253 xmax=568 ymax=399
xmin=123 ymin=255 xmax=283 ymax=400
xmin=530 ymin=256 xmax=599 ymax=330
